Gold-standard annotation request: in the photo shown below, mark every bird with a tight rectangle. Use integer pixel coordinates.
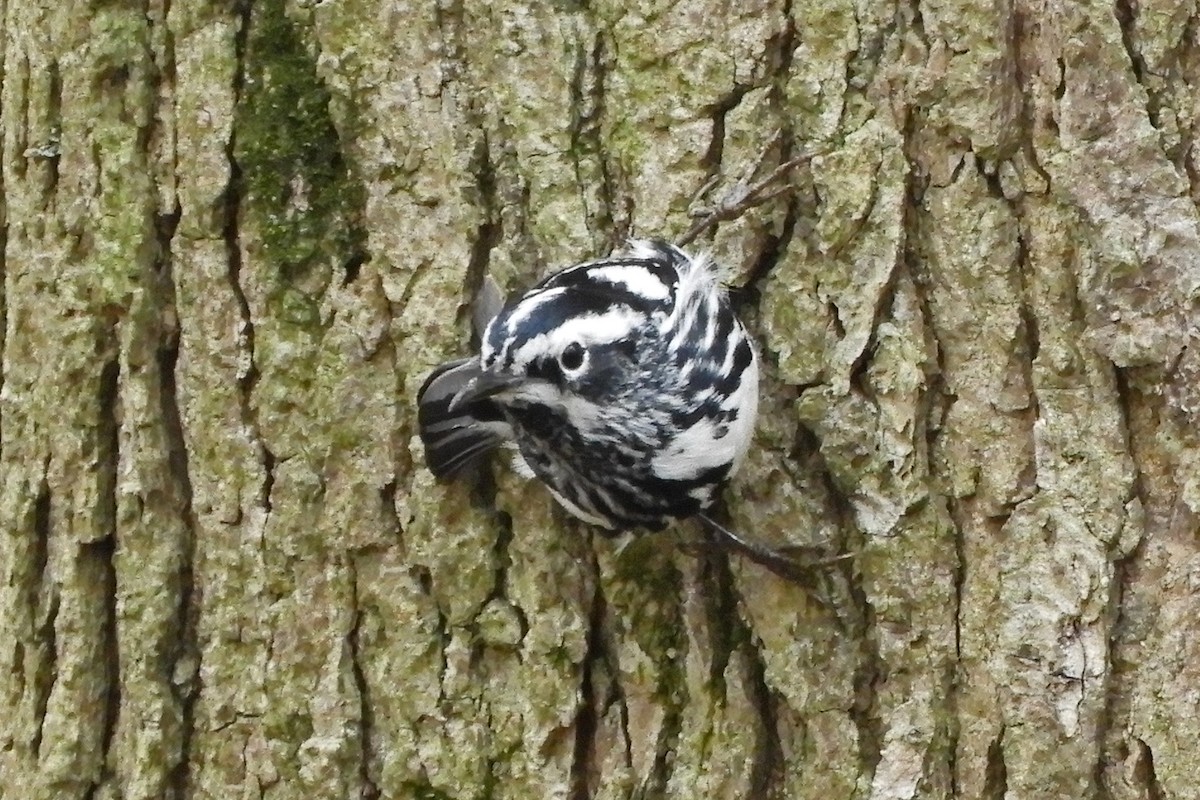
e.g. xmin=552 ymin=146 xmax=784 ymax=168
xmin=417 ymin=239 xmax=802 ymax=572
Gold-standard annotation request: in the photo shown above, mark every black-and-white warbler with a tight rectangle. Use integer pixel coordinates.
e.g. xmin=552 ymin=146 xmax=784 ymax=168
xmin=418 ymin=240 xmax=786 ymax=566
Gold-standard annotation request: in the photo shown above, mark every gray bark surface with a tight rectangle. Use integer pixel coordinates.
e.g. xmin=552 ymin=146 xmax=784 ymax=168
xmin=1 ymin=1 xmax=1197 ymax=798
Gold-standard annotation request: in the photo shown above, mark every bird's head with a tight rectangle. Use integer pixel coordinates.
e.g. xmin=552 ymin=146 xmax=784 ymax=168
xmin=501 ymin=276 xmax=654 ymax=367
xmin=444 ymin=280 xmax=661 ymax=429
xmin=444 ymin=246 xmax=714 ymax=442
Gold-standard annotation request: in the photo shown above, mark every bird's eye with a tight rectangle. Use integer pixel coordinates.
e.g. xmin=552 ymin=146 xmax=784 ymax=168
xmin=560 ymin=341 xmax=586 ymax=372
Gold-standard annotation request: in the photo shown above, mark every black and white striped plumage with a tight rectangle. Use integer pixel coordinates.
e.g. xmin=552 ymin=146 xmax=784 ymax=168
xmin=417 ymin=240 xmax=758 ymax=532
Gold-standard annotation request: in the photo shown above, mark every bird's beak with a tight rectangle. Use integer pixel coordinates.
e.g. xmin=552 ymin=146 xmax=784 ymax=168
xmin=420 ymin=357 xmax=523 ymax=419
xmin=448 ymin=369 xmax=522 ymax=412
xmin=419 ymin=356 xmax=522 ymax=416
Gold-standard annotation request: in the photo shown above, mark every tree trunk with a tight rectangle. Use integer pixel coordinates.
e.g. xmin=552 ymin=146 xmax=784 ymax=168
xmin=2 ymin=1 xmax=1197 ymax=798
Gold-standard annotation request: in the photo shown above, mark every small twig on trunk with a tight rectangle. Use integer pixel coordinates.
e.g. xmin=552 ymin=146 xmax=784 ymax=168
xmin=677 ymin=152 xmax=818 ymax=247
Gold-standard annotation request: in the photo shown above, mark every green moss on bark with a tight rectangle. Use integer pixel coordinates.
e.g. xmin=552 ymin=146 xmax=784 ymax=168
xmin=234 ymin=0 xmax=366 ymax=298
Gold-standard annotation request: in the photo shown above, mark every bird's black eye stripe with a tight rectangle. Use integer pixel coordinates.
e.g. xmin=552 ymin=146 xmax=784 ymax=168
xmin=526 ymin=357 xmax=563 ymax=383
xmin=561 ymin=342 xmax=585 ymax=371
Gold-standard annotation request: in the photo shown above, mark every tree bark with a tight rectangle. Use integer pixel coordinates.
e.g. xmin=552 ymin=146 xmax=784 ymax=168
xmin=1 ymin=0 xmax=1197 ymax=798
